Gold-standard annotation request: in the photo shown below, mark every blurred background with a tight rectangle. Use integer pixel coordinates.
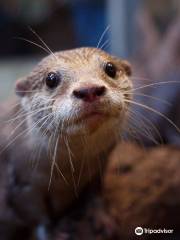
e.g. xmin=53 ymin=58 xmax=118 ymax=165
xmin=0 ymin=2 xmax=179 ymax=239
xmin=0 ymin=0 xmax=179 ymax=145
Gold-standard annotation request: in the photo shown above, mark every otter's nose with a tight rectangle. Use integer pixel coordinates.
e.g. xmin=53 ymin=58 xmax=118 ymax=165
xmin=73 ymin=86 xmax=106 ymax=102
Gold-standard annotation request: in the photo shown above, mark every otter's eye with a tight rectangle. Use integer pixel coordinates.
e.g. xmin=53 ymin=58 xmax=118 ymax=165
xmin=46 ymin=72 xmax=60 ymax=89
xmin=104 ymin=62 xmax=117 ymax=78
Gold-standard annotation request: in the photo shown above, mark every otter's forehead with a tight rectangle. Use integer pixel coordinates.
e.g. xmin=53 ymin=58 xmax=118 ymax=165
xmin=16 ymin=47 xmax=131 ymax=95
xmin=42 ymin=47 xmax=115 ymax=70
xmin=55 ymin=47 xmax=112 ymax=62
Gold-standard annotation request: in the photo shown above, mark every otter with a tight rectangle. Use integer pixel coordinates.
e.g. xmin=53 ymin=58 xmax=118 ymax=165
xmin=0 ymin=47 xmax=132 ymax=239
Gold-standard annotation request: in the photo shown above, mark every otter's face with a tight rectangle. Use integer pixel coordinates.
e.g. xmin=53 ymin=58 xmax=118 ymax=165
xmin=15 ymin=48 xmax=132 ymax=136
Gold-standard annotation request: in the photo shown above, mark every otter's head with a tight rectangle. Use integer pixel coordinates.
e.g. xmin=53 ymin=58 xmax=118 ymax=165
xmin=15 ymin=48 xmax=132 ymax=138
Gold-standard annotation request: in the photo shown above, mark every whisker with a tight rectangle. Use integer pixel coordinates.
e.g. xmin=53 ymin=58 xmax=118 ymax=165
xmin=122 ymin=125 xmax=146 ymax=148
xmin=29 ymin=114 xmax=53 ymax=169
xmin=16 ymin=90 xmax=41 ymax=94
xmin=54 ymin=162 xmax=69 ymax=185
xmin=28 ymin=27 xmax=58 ymax=60
xmin=96 ymin=25 xmax=110 ymax=49
xmin=128 ymin=111 xmax=161 ymax=145
xmin=131 ymin=76 xmax=155 ymax=81
xmin=130 ymin=92 xmax=171 ymax=106
xmin=127 ymin=112 xmax=159 ymax=145
xmin=125 ymin=99 xmax=180 ymax=133
xmin=4 ymin=106 xmax=52 ymax=123
xmin=48 ymin=134 xmax=59 ymax=190
xmin=48 ymin=116 xmax=68 ymax=189
xmin=100 ymin=39 xmax=110 ymax=51
xmin=9 ymin=103 xmax=51 ymax=137
xmin=64 ymin=136 xmax=75 ymax=172
xmin=0 ymin=114 xmax=51 ymax=155
xmin=125 ymin=81 xmax=180 ymax=93
xmin=14 ymin=37 xmax=51 ymax=55
xmin=77 ymin=151 xmax=85 ymax=187
xmin=129 ymin=108 xmax=164 ymax=144
xmin=64 ymin=136 xmax=78 ymax=197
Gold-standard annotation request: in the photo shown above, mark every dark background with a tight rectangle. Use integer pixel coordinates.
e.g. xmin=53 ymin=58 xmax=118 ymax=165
xmin=0 ymin=0 xmax=179 ymax=142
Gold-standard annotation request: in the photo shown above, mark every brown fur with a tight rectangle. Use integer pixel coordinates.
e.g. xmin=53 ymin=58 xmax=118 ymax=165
xmin=52 ymin=143 xmax=180 ymax=240
xmin=104 ymin=142 xmax=180 ymax=239
xmin=0 ymin=47 xmax=132 ymax=239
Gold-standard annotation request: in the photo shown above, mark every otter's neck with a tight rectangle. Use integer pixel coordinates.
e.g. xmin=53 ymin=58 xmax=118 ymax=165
xmin=29 ymin=124 xmax=117 ymax=187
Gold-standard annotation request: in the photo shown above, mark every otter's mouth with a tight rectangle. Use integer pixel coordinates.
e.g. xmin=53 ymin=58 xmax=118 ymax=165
xmin=67 ymin=113 xmax=108 ymax=135
xmin=60 ymin=106 xmax=121 ymax=135
xmin=72 ymin=111 xmax=109 ymax=129
xmin=76 ymin=111 xmax=108 ymax=122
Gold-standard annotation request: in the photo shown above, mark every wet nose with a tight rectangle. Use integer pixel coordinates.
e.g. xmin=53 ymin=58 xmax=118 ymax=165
xmin=73 ymin=86 xmax=106 ymax=102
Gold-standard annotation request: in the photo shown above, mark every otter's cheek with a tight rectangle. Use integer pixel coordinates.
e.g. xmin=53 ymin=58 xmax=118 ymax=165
xmin=53 ymin=98 xmax=75 ymax=121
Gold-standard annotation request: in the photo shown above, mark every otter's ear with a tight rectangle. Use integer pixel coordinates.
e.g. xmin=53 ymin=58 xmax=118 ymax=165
xmin=15 ymin=77 xmax=31 ymax=97
xmin=121 ymin=60 xmax=132 ymax=76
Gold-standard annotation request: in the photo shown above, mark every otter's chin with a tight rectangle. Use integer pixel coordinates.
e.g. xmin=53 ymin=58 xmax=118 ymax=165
xmin=64 ymin=114 xmax=111 ymax=136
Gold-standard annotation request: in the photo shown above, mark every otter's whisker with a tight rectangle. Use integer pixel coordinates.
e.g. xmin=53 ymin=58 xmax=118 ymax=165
xmin=14 ymin=37 xmax=51 ymax=55
xmin=125 ymin=99 xmax=180 ymax=133
xmin=125 ymin=80 xmax=180 ymax=93
xmin=64 ymin=136 xmax=75 ymax=173
xmin=129 ymin=92 xmax=171 ymax=106
xmin=128 ymin=108 xmax=164 ymax=144
xmin=48 ymin=115 xmax=68 ymax=189
xmin=5 ymin=106 xmax=52 ymax=123
xmin=48 ymin=133 xmax=59 ymax=190
xmin=100 ymin=39 xmax=110 ymax=51
xmin=122 ymin=121 xmax=149 ymax=148
xmin=28 ymin=27 xmax=58 ymax=61
xmin=9 ymin=107 xmax=52 ymax=137
xmin=0 ymin=114 xmax=51 ymax=155
xmin=96 ymin=25 xmax=110 ymax=49
xmin=30 ymin=113 xmax=54 ymax=169
xmin=127 ymin=112 xmax=160 ymax=145
xmin=54 ymin=162 xmax=69 ymax=186
xmin=64 ymin=136 xmax=78 ymax=197
xmin=16 ymin=90 xmax=42 ymax=94
xmin=77 ymin=152 xmax=86 ymax=187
